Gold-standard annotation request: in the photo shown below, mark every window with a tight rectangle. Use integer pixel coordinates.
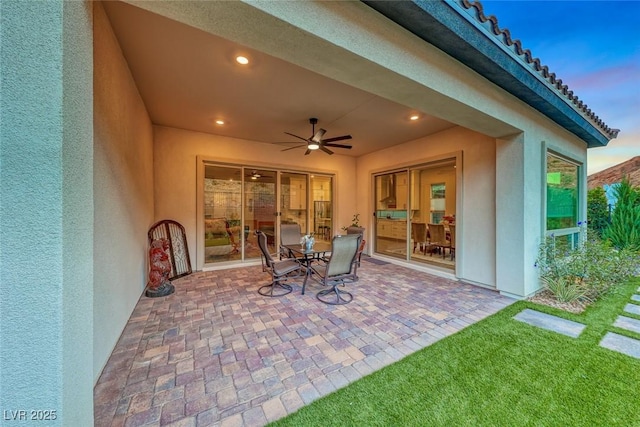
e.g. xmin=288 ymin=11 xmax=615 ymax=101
xmin=431 ymin=183 xmax=445 ymax=199
xmin=430 ymin=183 xmax=446 ymax=224
xmin=545 ymin=152 xmax=582 ymax=250
xmin=546 ymin=153 xmax=578 ymax=230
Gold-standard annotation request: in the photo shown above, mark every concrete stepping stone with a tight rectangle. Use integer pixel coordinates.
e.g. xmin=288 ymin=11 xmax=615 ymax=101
xmin=513 ymin=309 xmax=585 ymax=338
xmin=631 ymin=294 xmax=640 ymax=302
xmin=600 ymin=332 xmax=640 ymax=359
xmin=614 ymin=316 xmax=640 ymax=334
xmin=623 ymin=303 xmax=640 ymax=316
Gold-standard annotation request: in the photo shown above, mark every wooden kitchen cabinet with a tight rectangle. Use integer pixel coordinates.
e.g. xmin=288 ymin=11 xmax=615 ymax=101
xmin=289 ymin=177 xmax=306 ymax=209
xmin=377 ymin=219 xmax=406 ymax=239
xmin=391 ymin=220 xmax=407 ymax=239
xmin=377 ymin=220 xmax=392 ymax=238
xmin=396 ymin=172 xmax=408 ymax=210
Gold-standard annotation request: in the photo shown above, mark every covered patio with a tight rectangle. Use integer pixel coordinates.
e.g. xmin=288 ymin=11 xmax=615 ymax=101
xmin=94 ymin=258 xmax=514 ymax=426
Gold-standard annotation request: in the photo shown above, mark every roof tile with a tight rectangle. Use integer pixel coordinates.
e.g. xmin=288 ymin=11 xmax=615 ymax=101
xmin=461 ymin=0 xmax=620 ymax=139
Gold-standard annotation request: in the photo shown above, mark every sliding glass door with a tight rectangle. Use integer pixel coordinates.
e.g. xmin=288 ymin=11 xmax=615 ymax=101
xmin=203 ymin=164 xmax=332 ymax=266
xmin=374 ymin=158 xmax=457 ymax=269
xmin=374 ymin=172 xmax=408 ymax=257
xmin=311 ymin=175 xmax=333 ymax=242
xmin=244 ymin=169 xmax=277 ymax=262
xmin=280 ymin=172 xmax=308 ymax=235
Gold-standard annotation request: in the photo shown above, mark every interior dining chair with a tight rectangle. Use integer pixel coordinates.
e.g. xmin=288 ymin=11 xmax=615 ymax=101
xmin=279 ymin=223 xmax=302 ymax=259
xmin=427 ymin=223 xmax=451 ymax=259
xmin=312 ymin=234 xmax=361 ymax=305
xmin=448 ymin=224 xmax=456 ymax=260
xmin=256 ymin=230 xmax=302 ymax=297
xmin=411 ymin=222 xmax=428 ymax=255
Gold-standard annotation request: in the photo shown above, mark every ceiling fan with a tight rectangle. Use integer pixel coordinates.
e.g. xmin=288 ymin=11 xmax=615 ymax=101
xmin=279 ymin=118 xmax=352 ymax=155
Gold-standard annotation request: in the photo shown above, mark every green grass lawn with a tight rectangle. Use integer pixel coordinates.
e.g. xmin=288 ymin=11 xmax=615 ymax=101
xmin=271 ymin=278 xmax=640 ymax=426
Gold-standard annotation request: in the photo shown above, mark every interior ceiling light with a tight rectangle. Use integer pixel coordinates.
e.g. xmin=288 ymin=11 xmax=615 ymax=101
xmin=236 ymin=55 xmax=249 ymax=65
xmin=250 ymin=170 xmax=261 ymax=180
xmin=215 ymin=120 xmax=225 ymax=125
xmin=409 ymin=114 xmax=420 ymax=121
xmin=307 ymin=142 xmax=320 ymax=150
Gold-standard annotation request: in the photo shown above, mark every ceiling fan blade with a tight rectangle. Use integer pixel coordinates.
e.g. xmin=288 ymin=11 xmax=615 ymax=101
xmin=323 ymin=143 xmax=352 ymax=149
xmin=284 ymin=132 xmax=310 ymax=143
xmin=304 ymin=148 xmax=312 ymax=155
xmin=320 ymin=145 xmax=334 ymax=155
xmin=281 ymin=144 xmax=306 ymax=152
xmin=322 ymin=134 xmax=352 ymax=143
xmin=311 ymin=128 xmax=326 ymax=143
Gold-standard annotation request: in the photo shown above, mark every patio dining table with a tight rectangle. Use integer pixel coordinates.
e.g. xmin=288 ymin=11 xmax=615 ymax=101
xmin=284 ymin=242 xmax=332 ymax=295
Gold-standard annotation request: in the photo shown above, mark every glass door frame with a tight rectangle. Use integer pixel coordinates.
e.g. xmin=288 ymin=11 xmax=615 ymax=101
xmin=372 ymin=153 xmax=461 ymax=273
xmin=196 ymin=158 xmax=335 ymax=270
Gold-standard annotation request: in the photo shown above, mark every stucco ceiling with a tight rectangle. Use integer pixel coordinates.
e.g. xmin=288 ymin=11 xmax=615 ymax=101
xmin=102 ymin=1 xmax=457 ymax=157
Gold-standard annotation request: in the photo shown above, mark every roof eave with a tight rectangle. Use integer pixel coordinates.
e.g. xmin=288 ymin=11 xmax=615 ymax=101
xmin=362 ymin=0 xmax=618 ymax=148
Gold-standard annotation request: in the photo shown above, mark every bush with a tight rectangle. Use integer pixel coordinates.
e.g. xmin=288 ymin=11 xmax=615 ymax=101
xmin=587 ymin=186 xmax=610 ymax=238
xmin=536 ymin=229 xmax=639 ymax=303
xmin=603 ymin=177 xmax=640 ymax=251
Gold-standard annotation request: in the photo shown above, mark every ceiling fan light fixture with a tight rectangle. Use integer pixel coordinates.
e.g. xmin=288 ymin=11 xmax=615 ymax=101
xmin=308 ymin=142 xmax=320 ymax=150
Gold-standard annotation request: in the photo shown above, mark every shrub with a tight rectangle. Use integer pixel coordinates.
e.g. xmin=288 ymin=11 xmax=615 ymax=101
xmin=603 ymin=177 xmax=640 ymax=252
xmin=540 ymin=275 xmax=588 ymax=303
xmin=536 ymin=228 xmax=639 ymax=303
xmin=587 ymin=186 xmax=610 ymax=238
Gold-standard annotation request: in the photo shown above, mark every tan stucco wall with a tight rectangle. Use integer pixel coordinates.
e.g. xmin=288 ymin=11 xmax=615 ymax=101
xmin=496 ymin=118 xmax=588 ymax=297
xmin=153 ymin=126 xmax=357 ymax=270
xmin=93 ymin=1 xmax=155 ymax=381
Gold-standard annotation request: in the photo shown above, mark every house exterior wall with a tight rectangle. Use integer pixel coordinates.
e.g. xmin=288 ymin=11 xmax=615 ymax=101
xmin=93 ymin=2 xmax=155 ymax=381
xmin=0 ymin=1 xmax=94 ymax=425
xmin=152 ymin=126 xmax=357 ymax=270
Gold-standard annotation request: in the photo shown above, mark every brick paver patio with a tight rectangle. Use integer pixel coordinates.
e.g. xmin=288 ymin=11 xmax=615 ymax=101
xmin=94 ymin=257 xmax=514 ymax=426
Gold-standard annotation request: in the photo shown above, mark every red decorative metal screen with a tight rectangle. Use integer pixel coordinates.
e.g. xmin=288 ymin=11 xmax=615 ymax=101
xmin=148 ymin=220 xmax=192 ymax=280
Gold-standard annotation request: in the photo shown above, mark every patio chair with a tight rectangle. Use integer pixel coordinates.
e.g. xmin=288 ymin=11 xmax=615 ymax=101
xmin=346 ymin=226 xmax=365 ymax=266
xmin=312 ymin=234 xmax=361 ymax=305
xmin=280 ymin=223 xmax=302 ymax=259
xmin=256 ymin=230 xmax=302 ymax=297
xmin=427 ymin=223 xmax=451 ymax=259
xmin=321 ymin=234 xmax=365 ymax=269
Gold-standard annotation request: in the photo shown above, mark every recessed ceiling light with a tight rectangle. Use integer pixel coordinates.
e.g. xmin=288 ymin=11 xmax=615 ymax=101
xmin=409 ymin=114 xmax=420 ymax=121
xmin=236 ymin=56 xmax=249 ymax=65
xmin=215 ymin=120 xmax=225 ymax=125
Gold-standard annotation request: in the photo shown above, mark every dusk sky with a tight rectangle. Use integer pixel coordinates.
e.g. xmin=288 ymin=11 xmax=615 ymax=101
xmin=480 ymin=0 xmax=640 ymax=174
